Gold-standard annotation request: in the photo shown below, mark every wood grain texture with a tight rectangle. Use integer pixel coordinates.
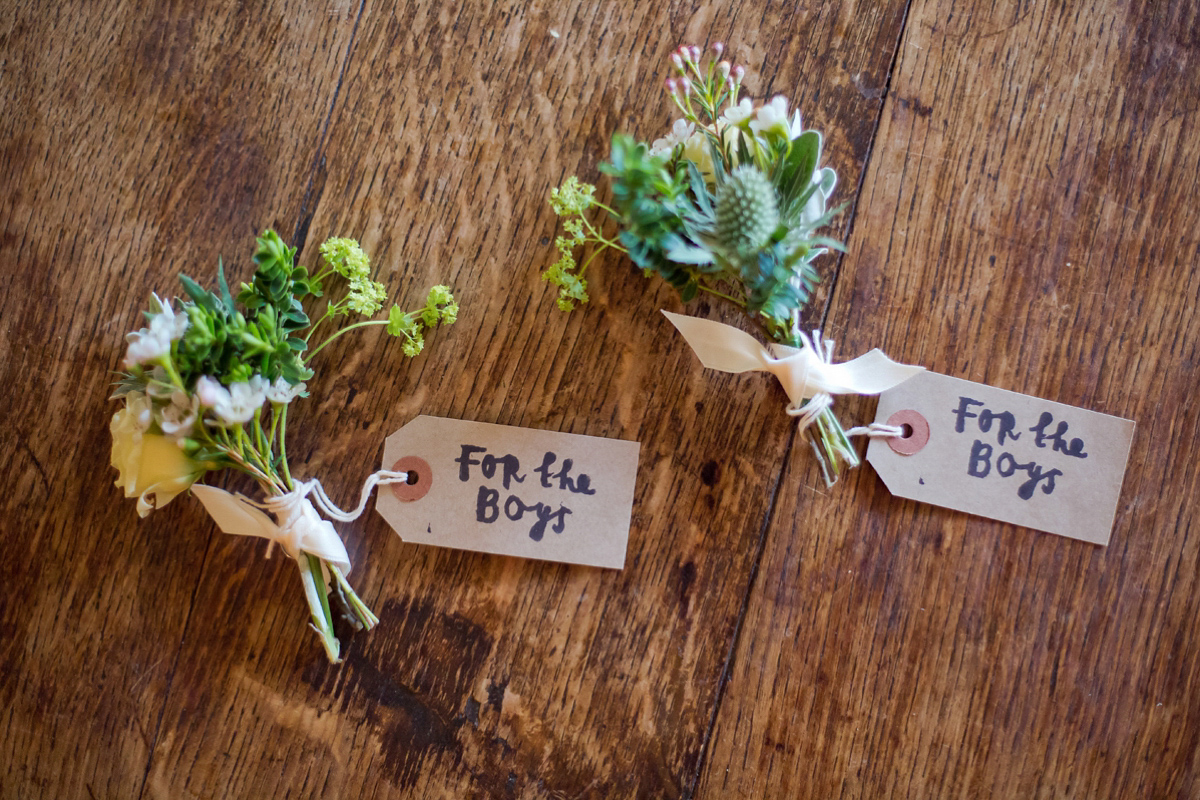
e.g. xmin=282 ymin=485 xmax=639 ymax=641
xmin=699 ymin=1 xmax=1200 ymax=797
xmin=128 ymin=1 xmax=908 ymax=798
xmin=5 ymin=0 xmax=1199 ymax=797
xmin=0 ymin=1 xmax=361 ymax=797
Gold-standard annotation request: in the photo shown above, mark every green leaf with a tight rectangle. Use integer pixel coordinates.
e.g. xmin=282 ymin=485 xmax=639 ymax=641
xmin=706 ymin=139 xmax=727 ymax=185
xmin=179 ymin=274 xmax=218 ymax=313
xmin=735 ymin=131 xmax=753 ymax=171
xmin=818 ymin=166 xmax=837 ymax=198
xmin=776 ymin=131 xmax=820 ymax=212
xmin=216 ymin=257 xmax=235 ymax=314
xmin=664 ymin=238 xmax=716 ymax=265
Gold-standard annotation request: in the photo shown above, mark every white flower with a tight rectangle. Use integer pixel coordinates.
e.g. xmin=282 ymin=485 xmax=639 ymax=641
xmin=682 ymin=130 xmax=717 ymax=179
xmin=159 ymin=391 xmax=199 ymax=438
xmin=650 ymin=118 xmax=696 ymax=157
xmin=750 ymin=95 xmax=791 ymax=137
xmin=719 ymin=98 xmax=755 ymax=127
xmin=123 ymin=329 xmax=170 ymax=369
xmin=222 ymin=379 xmax=266 ymax=424
xmin=265 ymin=376 xmax=306 ymax=405
xmin=788 ymin=109 xmax=804 ymax=139
xmin=195 ymin=376 xmax=264 ymax=425
xmin=156 ymin=295 xmax=190 ymax=340
xmin=122 ymin=294 xmax=188 ymax=369
xmin=195 ymin=376 xmax=229 ymax=409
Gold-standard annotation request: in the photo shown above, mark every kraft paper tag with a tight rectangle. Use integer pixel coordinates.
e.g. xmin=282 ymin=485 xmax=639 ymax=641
xmin=866 ymin=372 xmax=1135 ymax=545
xmin=376 ymin=416 xmax=640 ymax=568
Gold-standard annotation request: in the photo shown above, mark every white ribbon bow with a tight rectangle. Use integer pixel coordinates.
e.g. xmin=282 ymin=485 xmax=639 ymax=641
xmin=663 ymin=310 xmax=923 ymax=429
xmin=190 ymin=469 xmax=407 ymax=574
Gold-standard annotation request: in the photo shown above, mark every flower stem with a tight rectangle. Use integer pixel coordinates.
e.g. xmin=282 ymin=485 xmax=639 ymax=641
xmin=697 ymin=284 xmax=742 ymax=305
xmin=297 ymin=553 xmax=340 ymax=663
xmin=804 ymin=405 xmax=859 ymax=487
xmin=305 ymin=319 xmax=388 ymax=363
xmin=776 ymin=326 xmax=860 ymax=487
xmin=591 ymin=200 xmax=621 ymax=218
xmin=330 ymin=565 xmax=379 ymax=630
xmin=278 ymin=406 xmax=293 ymax=491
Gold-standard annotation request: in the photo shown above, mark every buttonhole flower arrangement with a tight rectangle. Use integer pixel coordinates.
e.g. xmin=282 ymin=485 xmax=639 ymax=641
xmin=543 ymin=43 xmax=862 ymax=483
xmin=111 ymin=230 xmax=458 ymax=661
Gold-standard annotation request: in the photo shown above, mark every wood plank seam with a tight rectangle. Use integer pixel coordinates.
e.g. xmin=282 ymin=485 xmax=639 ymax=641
xmin=291 ymin=0 xmax=369 ymax=254
xmin=128 ymin=7 xmax=372 ymax=799
xmin=684 ymin=3 xmax=918 ymax=796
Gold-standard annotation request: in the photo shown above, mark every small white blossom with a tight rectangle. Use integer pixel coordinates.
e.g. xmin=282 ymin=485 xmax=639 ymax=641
xmin=195 ymin=376 xmax=229 ymax=409
xmin=650 ymin=118 xmax=696 ymax=157
xmin=159 ymin=391 xmax=199 ymax=438
xmin=221 ymin=379 xmax=267 ymax=424
xmin=126 ymin=391 xmax=153 ymax=433
xmin=788 ymin=109 xmax=804 ymax=139
xmin=750 ymin=95 xmax=791 ymax=136
xmin=265 ymin=376 xmax=306 ymax=405
xmin=195 ymin=376 xmax=263 ymax=425
xmin=122 ymin=294 xmax=189 ymax=369
xmin=123 ymin=329 xmax=170 ymax=369
xmin=719 ymin=98 xmax=755 ymax=127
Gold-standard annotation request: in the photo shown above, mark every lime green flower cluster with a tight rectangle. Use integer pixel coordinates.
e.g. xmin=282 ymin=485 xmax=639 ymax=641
xmin=386 ymin=284 xmax=458 ymax=356
xmin=308 ymin=237 xmax=384 ymax=318
xmin=542 ymin=177 xmax=626 ymax=311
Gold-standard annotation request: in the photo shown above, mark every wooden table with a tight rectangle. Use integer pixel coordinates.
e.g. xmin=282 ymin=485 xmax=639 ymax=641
xmin=4 ymin=1 xmax=1198 ymax=797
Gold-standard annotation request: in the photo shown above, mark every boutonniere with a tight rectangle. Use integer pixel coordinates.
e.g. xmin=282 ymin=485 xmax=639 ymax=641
xmin=110 ymin=230 xmax=457 ymax=660
xmin=543 ymin=43 xmax=921 ymax=483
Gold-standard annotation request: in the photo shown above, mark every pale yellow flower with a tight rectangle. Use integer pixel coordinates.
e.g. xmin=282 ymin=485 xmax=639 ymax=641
xmin=111 ymin=400 xmax=205 ymax=516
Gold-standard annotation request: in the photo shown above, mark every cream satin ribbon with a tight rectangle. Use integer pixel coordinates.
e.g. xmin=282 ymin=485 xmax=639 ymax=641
xmin=663 ymin=310 xmax=924 ymax=430
xmin=191 ymin=469 xmax=407 ymax=574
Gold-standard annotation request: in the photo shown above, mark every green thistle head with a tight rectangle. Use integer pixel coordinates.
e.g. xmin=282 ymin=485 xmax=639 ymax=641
xmin=715 ymin=165 xmax=780 ymax=258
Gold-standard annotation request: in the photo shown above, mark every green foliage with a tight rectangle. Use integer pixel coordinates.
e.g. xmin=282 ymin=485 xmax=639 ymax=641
xmin=317 ymin=237 xmax=387 ymax=316
xmin=112 ymin=229 xmax=460 ymax=661
xmin=603 ymin=134 xmax=713 ymax=302
xmin=179 ymin=238 xmax=313 ymax=387
xmin=386 ymin=284 xmax=458 ymax=357
xmin=541 ymin=53 xmax=844 ymax=339
xmin=535 ymin=42 xmax=861 ymax=485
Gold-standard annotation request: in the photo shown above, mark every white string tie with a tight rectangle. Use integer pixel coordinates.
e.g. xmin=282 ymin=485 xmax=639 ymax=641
xmin=845 ymin=422 xmax=904 ymax=438
xmin=783 ymin=329 xmax=837 ymax=437
xmin=190 ymin=469 xmax=408 ymax=575
xmin=267 ymin=469 xmax=409 ymax=523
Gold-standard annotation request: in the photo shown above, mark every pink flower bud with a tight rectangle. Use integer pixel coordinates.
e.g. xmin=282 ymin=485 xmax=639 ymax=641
xmin=713 ymin=41 xmax=725 ymax=56
xmin=733 ymin=64 xmax=746 ymax=81
xmin=718 ymin=60 xmax=731 ymax=78
xmin=689 ymin=45 xmax=702 ymax=62
xmin=671 ymin=52 xmax=683 ymax=70
xmin=680 ymin=76 xmax=692 ymax=95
